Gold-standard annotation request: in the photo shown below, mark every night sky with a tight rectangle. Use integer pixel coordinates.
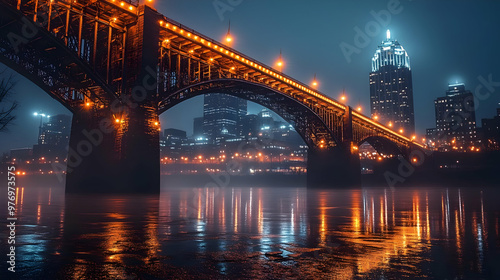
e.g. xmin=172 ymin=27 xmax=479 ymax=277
xmin=1 ymin=0 xmax=499 ymax=154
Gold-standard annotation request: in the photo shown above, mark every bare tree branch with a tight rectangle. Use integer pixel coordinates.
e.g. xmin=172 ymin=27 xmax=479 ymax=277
xmin=0 ymin=69 xmax=18 ymax=132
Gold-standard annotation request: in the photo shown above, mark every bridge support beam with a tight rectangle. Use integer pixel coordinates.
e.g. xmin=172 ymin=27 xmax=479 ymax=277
xmin=307 ymin=105 xmax=361 ymax=187
xmin=65 ymin=106 xmax=160 ymax=194
xmin=65 ymin=5 xmax=161 ymax=193
xmin=307 ymin=145 xmax=361 ymax=188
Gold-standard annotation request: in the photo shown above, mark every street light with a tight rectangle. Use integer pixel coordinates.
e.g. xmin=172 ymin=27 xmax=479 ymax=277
xmin=225 ymin=20 xmax=232 ymax=45
xmin=276 ymin=49 xmax=284 ymax=72
xmin=340 ymin=89 xmax=347 ymax=102
xmin=312 ymin=73 xmax=318 ymax=88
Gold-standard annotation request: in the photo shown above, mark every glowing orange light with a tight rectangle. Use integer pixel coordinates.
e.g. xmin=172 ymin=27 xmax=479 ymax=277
xmin=399 ymin=129 xmax=404 ymax=134
xmin=373 ymin=115 xmax=378 ymax=120
xmin=357 ymin=106 xmax=362 ymax=112
xmin=341 ymin=95 xmax=346 ymax=101
xmin=276 ymin=49 xmax=284 ymax=71
xmin=412 ymin=158 xmax=418 ymax=163
xmin=312 ymin=73 xmax=318 ymax=88
xmin=115 ymin=119 xmax=120 ymax=123
xmin=388 ymin=122 xmax=393 ymax=127
xmin=225 ymin=20 xmax=232 ymax=44
xmin=154 ymin=122 xmax=159 ymax=126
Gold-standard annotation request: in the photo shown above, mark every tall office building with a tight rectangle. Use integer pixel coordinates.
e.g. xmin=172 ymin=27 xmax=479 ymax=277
xmin=193 ymin=117 xmax=204 ymax=138
xmin=203 ymin=93 xmax=247 ymax=143
xmin=369 ymin=30 xmax=415 ymax=135
xmin=434 ymin=83 xmax=477 ymax=147
xmin=33 ymin=114 xmax=72 ymax=159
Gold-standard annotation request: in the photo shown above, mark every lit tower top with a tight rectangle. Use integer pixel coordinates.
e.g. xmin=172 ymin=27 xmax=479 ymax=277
xmin=371 ymin=29 xmax=410 ymax=72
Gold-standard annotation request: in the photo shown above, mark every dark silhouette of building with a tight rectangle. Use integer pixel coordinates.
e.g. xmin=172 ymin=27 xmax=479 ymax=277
xmin=480 ymin=105 xmax=500 ymax=150
xmin=10 ymin=148 xmax=33 ymax=161
xmin=193 ymin=117 xmax=204 ymax=139
xmin=164 ymin=128 xmax=187 ymax=145
xmin=33 ymin=114 xmax=71 ymax=159
xmin=432 ymin=83 xmax=477 ymax=149
xmin=369 ymin=30 xmax=415 ymax=135
xmin=203 ymin=93 xmax=247 ymax=143
xmin=240 ymin=114 xmax=260 ymax=138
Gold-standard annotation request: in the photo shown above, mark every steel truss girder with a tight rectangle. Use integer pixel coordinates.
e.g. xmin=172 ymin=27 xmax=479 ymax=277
xmin=158 ymin=79 xmax=337 ymax=150
xmin=0 ymin=1 xmax=121 ymax=111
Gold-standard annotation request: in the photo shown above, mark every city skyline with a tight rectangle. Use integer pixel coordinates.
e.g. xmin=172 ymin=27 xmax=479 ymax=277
xmin=1 ymin=1 xmax=499 ymax=153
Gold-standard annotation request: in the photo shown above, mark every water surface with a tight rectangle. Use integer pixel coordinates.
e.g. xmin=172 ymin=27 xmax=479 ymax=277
xmin=1 ymin=178 xmax=500 ymax=279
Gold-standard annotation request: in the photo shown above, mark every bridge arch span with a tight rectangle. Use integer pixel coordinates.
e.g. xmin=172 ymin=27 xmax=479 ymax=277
xmin=357 ymin=135 xmax=405 ymax=158
xmin=158 ymin=79 xmax=338 ymax=151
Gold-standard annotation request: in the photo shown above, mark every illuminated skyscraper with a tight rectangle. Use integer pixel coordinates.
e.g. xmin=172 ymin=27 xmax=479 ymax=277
xmin=434 ymin=83 xmax=477 ymax=147
xmin=203 ymin=93 xmax=247 ymax=143
xmin=369 ymin=30 xmax=415 ymax=135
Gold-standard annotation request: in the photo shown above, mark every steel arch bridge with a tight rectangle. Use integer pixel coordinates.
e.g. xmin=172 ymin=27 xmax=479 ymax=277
xmin=0 ymin=0 xmax=425 ymax=193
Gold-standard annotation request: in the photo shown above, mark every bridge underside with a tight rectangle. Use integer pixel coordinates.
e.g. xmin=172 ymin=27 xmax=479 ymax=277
xmin=159 ymin=79 xmax=338 ymax=150
xmin=0 ymin=3 xmax=116 ymax=111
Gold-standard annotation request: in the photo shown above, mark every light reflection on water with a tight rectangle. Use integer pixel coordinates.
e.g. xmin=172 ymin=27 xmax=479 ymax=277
xmin=1 ymin=180 xmax=500 ymax=279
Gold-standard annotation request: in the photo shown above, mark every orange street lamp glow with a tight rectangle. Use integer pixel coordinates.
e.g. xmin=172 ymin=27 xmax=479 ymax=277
xmin=340 ymin=95 xmax=346 ymax=102
xmin=399 ymin=128 xmax=404 ymax=134
xmin=388 ymin=122 xmax=393 ymax=127
xmin=373 ymin=115 xmax=378 ymax=120
xmin=357 ymin=106 xmax=362 ymax=112
xmin=312 ymin=73 xmax=318 ymax=88
xmin=411 ymin=135 xmax=416 ymax=140
xmin=225 ymin=20 xmax=232 ymax=45
xmin=276 ymin=49 xmax=284 ymax=72
xmin=115 ymin=119 xmax=120 ymax=123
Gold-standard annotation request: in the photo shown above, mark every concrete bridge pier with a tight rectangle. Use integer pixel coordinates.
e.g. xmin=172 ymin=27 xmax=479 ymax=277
xmin=307 ymin=144 xmax=361 ymax=188
xmin=65 ymin=105 xmax=160 ymax=194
